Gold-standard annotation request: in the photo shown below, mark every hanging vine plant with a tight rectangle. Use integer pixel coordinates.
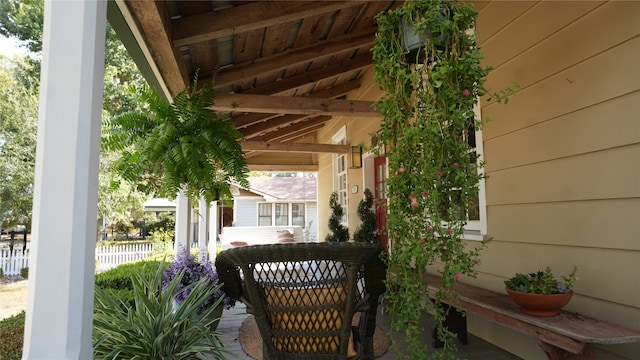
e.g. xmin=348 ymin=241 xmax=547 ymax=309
xmin=372 ymin=0 xmax=514 ymax=358
xmin=102 ymin=76 xmax=249 ymax=204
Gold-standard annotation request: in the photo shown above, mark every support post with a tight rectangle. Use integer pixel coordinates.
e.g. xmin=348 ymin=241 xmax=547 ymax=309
xmin=208 ymin=201 xmax=219 ymax=260
xmin=23 ymin=1 xmax=106 ymax=358
xmin=175 ymin=189 xmax=191 ymax=252
xmin=198 ymin=197 xmax=209 ymax=262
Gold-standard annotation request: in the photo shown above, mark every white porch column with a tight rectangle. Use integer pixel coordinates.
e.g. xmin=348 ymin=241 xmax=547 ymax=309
xmin=208 ymin=201 xmax=219 ymax=260
xmin=23 ymin=1 xmax=106 ymax=359
xmin=175 ymin=188 xmax=191 ymax=252
xmin=198 ymin=197 xmax=209 ymax=262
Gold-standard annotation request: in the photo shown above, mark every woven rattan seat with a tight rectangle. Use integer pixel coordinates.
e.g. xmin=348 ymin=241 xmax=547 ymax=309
xmin=216 ymin=242 xmax=387 ymax=360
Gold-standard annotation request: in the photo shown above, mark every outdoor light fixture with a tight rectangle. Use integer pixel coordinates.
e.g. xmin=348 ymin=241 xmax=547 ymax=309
xmin=349 ymin=146 xmax=362 ymax=169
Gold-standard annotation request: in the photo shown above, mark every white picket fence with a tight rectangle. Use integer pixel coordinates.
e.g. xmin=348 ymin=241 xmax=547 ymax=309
xmin=0 ymin=249 xmax=29 ymax=276
xmin=0 ymin=242 xmax=203 ymax=276
xmin=95 ymin=243 xmax=156 ymax=272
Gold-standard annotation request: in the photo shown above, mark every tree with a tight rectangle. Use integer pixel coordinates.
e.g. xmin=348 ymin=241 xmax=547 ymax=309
xmin=0 ymin=0 xmax=151 ymax=238
xmin=352 ymin=188 xmax=378 ymax=244
xmin=0 ymin=56 xmax=38 ymax=231
xmin=325 ymin=192 xmax=349 ymax=242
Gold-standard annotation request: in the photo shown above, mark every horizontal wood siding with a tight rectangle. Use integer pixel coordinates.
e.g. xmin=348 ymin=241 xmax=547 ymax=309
xmin=474 ymin=1 xmax=640 ymax=359
xmin=306 ymin=202 xmax=318 ymax=241
xmin=233 ymin=197 xmax=261 ymax=226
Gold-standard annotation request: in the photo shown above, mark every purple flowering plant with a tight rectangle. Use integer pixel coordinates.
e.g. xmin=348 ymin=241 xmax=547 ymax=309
xmin=162 ymin=245 xmax=235 ymax=311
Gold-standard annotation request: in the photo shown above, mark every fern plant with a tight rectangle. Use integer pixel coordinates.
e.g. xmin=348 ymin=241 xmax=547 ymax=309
xmin=102 ymin=76 xmax=248 ymax=203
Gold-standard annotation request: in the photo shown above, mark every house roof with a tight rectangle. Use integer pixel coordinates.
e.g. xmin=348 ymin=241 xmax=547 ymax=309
xmin=245 ymin=177 xmax=317 ymax=201
xmin=109 ymin=1 xmax=402 ymax=172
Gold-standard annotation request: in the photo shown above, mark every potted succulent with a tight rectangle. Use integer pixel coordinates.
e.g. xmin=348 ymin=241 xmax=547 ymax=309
xmin=162 ymin=245 xmax=236 ymax=329
xmin=505 ymin=266 xmax=578 ymax=316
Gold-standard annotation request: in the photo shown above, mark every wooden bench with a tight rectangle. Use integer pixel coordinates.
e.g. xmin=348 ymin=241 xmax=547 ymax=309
xmin=422 ymin=273 xmax=640 ymax=359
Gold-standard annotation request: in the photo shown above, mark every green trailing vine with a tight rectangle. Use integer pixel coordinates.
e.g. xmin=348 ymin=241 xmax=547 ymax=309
xmin=372 ymin=1 xmax=513 ymax=358
xmin=102 ymin=76 xmax=249 ymax=204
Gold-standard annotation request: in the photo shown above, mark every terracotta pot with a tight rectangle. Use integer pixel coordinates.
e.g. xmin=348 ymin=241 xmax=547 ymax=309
xmin=505 ymin=288 xmax=573 ymax=317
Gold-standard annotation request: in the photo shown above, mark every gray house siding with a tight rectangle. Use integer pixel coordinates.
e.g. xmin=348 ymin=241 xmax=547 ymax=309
xmin=233 ymin=197 xmax=261 ymax=227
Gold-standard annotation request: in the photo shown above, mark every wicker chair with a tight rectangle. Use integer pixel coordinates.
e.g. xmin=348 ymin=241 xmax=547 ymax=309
xmin=215 ymin=242 xmax=387 ymax=360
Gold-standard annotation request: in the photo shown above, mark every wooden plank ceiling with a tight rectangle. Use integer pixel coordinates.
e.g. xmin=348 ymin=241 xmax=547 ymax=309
xmin=123 ymin=1 xmax=401 ymax=171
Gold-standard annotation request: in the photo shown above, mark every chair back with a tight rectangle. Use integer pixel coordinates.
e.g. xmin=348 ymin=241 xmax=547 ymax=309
xmin=216 ymin=242 xmax=386 ymax=360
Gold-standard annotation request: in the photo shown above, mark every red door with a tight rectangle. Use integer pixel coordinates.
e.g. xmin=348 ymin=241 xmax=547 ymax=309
xmin=374 ymin=156 xmax=388 ymax=249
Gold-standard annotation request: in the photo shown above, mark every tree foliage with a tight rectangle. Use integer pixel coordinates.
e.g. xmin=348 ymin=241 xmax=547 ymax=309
xmin=102 ymin=79 xmax=249 ymax=204
xmin=0 ymin=0 xmax=151 ymax=235
xmin=0 ymin=56 xmax=38 ymax=229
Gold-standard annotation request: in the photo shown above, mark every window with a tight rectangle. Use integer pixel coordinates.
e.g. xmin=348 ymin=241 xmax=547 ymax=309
xmin=257 ymin=202 xmax=306 ymax=228
xmin=332 ymin=126 xmax=348 ymax=224
xmin=275 ymin=203 xmax=288 ymax=226
xmin=292 ymin=203 xmax=305 ymax=227
xmin=258 ymin=203 xmax=272 ymax=226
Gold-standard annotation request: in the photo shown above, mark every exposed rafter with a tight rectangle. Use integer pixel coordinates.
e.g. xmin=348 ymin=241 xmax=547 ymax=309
xmin=213 ymin=94 xmax=378 ymax=117
xmin=172 ymin=1 xmax=366 ymax=46
xmin=241 ymin=141 xmax=350 ymax=154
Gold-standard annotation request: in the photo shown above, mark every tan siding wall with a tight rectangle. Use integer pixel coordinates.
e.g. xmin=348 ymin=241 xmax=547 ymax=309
xmin=315 ymin=1 xmax=638 ymax=358
xmin=316 ymin=69 xmax=383 ymax=241
xmin=473 ymin=1 xmax=640 ymax=359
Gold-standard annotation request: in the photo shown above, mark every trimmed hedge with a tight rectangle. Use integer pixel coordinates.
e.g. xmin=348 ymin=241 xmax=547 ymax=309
xmin=0 ymin=311 xmax=25 ymax=360
xmin=95 ymin=260 xmax=167 ymax=307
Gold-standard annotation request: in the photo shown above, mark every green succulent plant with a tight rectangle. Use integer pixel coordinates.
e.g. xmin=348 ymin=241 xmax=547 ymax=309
xmin=505 ymin=266 xmax=578 ymax=295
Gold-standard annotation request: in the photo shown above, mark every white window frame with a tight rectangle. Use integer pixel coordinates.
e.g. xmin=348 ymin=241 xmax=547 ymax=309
xmin=460 ymin=102 xmax=488 ymax=240
xmin=256 ymin=202 xmax=308 ymax=228
xmin=332 ymin=126 xmax=348 ymax=225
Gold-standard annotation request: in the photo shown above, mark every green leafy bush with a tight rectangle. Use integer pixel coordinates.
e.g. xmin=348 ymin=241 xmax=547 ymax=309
xmin=0 ymin=268 xmax=4 ymax=278
xmin=0 ymin=311 xmax=25 ymax=360
xmin=19 ymin=267 xmax=28 ymax=279
xmin=95 ymin=260 xmax=166 ymax=307
xmin=93 ymin=261 xmax=229 ymax=359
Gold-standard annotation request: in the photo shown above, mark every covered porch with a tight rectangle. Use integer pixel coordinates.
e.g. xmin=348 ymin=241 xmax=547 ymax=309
xmin=24 ymin=1 xmax=639 ymax=359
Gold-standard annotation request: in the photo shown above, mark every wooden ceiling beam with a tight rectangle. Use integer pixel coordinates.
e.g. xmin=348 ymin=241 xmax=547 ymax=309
xmin=242 ymin=116 xmax=331 ymax=139
xmin=241 ymin=141 xmax=349 ymax=154
xmin=212 ymin=93 xmax=377 ymax=117
xmin=213 ymin=30 xmax=375 ymax=88
xmin=231 ymin=113 xmax=280 ymax=129
xmin=240 ymin=114 xmax=318 ymax=138
xmin=239 ymin=53 xmax=372 ymax=95
xmin=246 ymin=164 xmax=319 ymax=172
xmin=126 ymin=1 xmax=189 ymax=96
xmin=268 ymin=124 xmax=326 ymax=143
xmin=172 ymin=1 xmax=365 ymax=47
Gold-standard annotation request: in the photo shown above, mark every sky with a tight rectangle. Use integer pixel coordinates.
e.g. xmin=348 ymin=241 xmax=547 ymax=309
xmin=0 ymin=35 xmax=28 ymax=58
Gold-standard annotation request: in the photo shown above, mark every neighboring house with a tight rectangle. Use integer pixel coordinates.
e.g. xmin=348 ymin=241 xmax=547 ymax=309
xmin=26 ymin=2 xmax=639 ymax=360
xmin=231 ymin=177 xmax=318 ymax=241
xmin=141 ymin=177 xmax=319 ymax=245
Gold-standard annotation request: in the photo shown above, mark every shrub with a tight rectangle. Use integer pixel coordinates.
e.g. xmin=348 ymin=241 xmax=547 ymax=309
xmin=20 ymin=267 xmax=28 ymax=279
xmin=325 ymin=192 xmax=349 ymax=242
xmin=0 ymin=268 xmax=4 ymax=278
xmin=353 ymin=188 xmax=379 ymax=244
xmin=0 ymin=311 xmax=25 ymax=360
xmin=95 ymin=260 xmax=166 ymax=307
